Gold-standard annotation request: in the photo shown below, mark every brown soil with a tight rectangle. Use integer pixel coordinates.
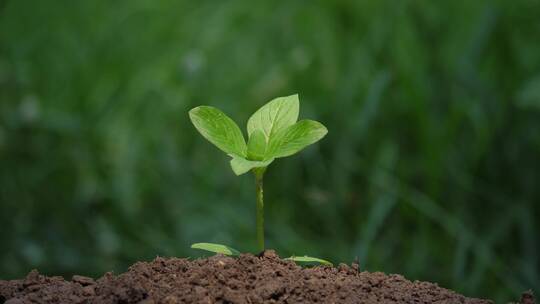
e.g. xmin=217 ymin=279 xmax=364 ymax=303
xmin=0 ymin=250 xmax=533 ymax=304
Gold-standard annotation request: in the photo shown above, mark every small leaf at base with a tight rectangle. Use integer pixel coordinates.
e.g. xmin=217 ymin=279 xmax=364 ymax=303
xmin=191 ymin=243 xmax=241 ymax=256
xmin=230 ymin=157 xmax=273 ymax=175
xmin=286 ymin=255 xmax=333 ymax=266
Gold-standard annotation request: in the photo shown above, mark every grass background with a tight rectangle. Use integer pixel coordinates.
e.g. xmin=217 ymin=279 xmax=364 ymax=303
xmin=1 ymin=0 xmax=539 ymax=301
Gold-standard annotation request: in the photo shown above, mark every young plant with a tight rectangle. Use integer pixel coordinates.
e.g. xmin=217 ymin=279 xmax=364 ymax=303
xmin=189 ymin=94 xmax=330 ymax=265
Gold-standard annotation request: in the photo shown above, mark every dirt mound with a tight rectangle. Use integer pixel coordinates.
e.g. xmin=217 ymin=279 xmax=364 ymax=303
xmin=0 ymin=250 xmax=531 ymax=303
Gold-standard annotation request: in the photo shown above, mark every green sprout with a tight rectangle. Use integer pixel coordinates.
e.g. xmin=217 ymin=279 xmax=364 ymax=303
xmin=191 ymin=243 xmax=240 ymax=256
xmin=189 ymin=94 xmax=330 ymax=265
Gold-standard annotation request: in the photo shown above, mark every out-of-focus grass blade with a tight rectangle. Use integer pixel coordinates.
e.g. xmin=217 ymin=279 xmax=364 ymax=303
xmin=286 ymin=255 xmax=333 ymax=266
xmin=191 ymin=243 xmax=240 ymax=256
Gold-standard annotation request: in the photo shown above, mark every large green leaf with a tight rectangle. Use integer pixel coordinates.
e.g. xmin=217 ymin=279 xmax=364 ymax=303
xmin=230 ymin=157 xmax=273 ymax=175
xmin=189 ymin=106 xmax=247 ymax=157
xmin=266 ymin=120 xmax=327 ymax=158
xmin=247 ymin=129 xmax=267 ymax=161
xmin=191 ymin=243 xmax=240 ymax=256
xmin=247 ymin=94 xmax=299 ymax=139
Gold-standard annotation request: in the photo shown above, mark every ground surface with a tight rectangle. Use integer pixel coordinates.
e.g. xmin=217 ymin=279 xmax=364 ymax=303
xmin=0 ymin=251 xmax=533 ymax=304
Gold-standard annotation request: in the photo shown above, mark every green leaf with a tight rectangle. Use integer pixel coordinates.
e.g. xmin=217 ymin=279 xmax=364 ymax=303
xmin=286 ymin=255 xmax=333 ymax=266
xmin=191 ymin=243 xmax=240 ymax=256
xmin=247 ymin=94 xmax=299 ymax=139
xmin=247 ymin=129 xmax=267 ymax=161
xmin=266 ymin=120 xmax=327 ymax=159
xmin=230 ymin=157 xmax=273 ymax=175
xmin=189 ymin=106 xmax=247 ymax=157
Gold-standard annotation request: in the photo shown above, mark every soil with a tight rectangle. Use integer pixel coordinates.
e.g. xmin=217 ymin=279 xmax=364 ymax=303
xmin=0 ymin=250 xmax=534 ymax=304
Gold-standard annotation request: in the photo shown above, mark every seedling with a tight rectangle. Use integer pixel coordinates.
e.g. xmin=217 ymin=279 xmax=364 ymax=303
xmin=191 ymin=243 xmax=241 ymax=256
xmin=189 ymin=94 xmax=330 ymax=265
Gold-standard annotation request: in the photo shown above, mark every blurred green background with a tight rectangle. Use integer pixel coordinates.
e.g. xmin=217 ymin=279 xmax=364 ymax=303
xmin=1 ymin=0 xmax=539 ymax=302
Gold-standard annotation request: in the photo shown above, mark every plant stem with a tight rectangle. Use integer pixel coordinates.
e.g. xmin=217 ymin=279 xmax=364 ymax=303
xmin=254 ymin=168 xmax=265 ymax=252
